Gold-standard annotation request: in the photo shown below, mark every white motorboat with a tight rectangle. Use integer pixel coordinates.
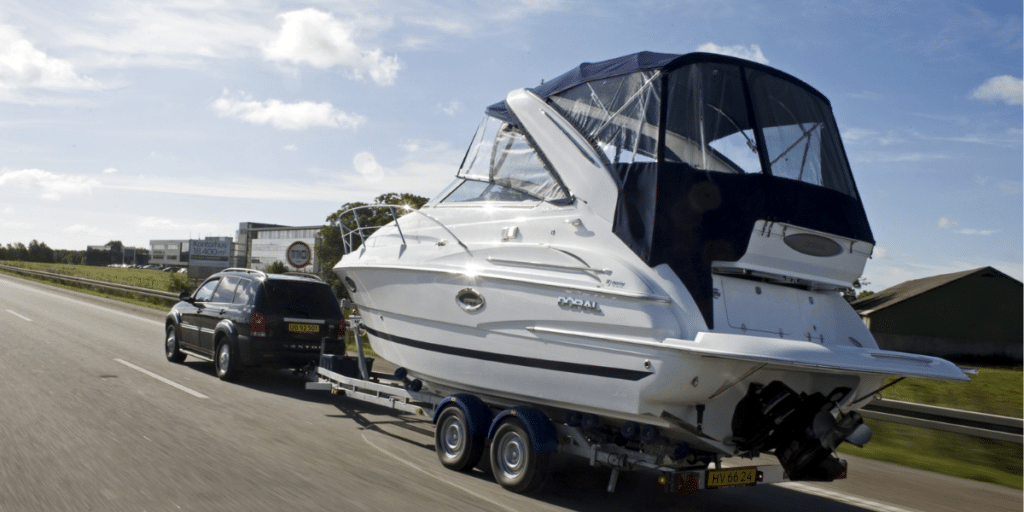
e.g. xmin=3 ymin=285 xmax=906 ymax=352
xmin=333 ymin=52 xmax=969 ymax=481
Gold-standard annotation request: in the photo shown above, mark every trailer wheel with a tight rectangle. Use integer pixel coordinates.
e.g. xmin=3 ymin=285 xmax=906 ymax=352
xmin=215 ymin=338 xmax=239 ymax=381
xmin=435 ymin=406 xmax=484 ymax=471
xmin=165 ymin=325 xmax=186 ymax=363
xmin=490 ymin=420 xmax=548 ymax=493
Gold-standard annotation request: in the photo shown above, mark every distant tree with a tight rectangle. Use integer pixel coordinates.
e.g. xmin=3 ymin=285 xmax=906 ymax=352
xmin=264 ymin=260 xmax=287 ymax=274
xmin=318 ymin=192 xmax=428 ymax=298
xmin=7 ymin=242 xmax=28 ymax=261
xmin=27 ymin=240 xmax=54 ymax=263
xmin=842 ymin=278 xmax=873 ymax=303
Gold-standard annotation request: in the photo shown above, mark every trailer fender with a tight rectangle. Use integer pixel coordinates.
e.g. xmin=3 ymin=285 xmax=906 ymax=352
xmin=488 ymin=406 xmax=558 ymax=453
xmin=432 ymin=394 xmax=492 ymax=439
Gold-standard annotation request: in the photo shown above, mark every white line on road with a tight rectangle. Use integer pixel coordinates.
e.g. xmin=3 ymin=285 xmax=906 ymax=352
xmin=778 ymin=482 xmax=922 ymax=512
xmin=0 ymin=275 xmax=163 ymax=327
xmin=6 ymin=309 xmax=32 ymax=321
xmin=362 ymin=434 xmax=520 ymax=512
xmin=115 ymin=358 xmax=209 ymax=399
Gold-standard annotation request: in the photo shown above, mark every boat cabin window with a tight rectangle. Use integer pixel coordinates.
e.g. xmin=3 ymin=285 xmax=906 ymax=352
xmin=664 ymin=64 xmax=760 ymax=174
xmin=745 ymin=69 xmax=857 ymax=197
xmin=445 ymin=115 xmax=569 ymax=203
xmin=549 ymin=71 xmax=662 ymax=168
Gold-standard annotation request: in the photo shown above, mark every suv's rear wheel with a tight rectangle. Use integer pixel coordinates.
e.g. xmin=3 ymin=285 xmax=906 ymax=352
xmin=165 ymin=325 xmax=186 ymax=363
xmin=215 ymin=337 xmax=240 ymax=381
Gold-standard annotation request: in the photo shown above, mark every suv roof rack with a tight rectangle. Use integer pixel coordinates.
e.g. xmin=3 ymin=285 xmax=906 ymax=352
xmin=283 ymin=272 xmax=324 ymax=281
xmin=222 ymin=267 xmax=268 ymax=278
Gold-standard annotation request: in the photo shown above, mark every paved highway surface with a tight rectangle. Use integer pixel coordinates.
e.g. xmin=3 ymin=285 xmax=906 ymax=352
xmin=1 ymin=273 xmax=1019 ymax=512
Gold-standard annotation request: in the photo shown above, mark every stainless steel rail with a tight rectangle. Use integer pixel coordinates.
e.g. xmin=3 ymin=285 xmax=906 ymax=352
xmin=862 ymin=397 xmax=1023 ymax=444
xmin=2 ymin=263 xmax=1021 ymax=444
xmin=0 ymin=263 xmax=179 ymax=301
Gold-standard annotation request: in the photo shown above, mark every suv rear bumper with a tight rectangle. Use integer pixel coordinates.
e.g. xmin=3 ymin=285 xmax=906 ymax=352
xmin=238 ymin=335 xmax=347 ymax=368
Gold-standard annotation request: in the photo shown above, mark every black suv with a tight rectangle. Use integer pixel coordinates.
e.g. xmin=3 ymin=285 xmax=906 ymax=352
xmin=164 ymin=268 xmax=345 ymax=381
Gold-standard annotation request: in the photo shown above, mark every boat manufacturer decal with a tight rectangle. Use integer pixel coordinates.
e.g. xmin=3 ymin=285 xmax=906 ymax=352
xmin=558 ymin=296 xmax=601 ymax=312
xmin=361 ymin=325 xmax=651 ymax=381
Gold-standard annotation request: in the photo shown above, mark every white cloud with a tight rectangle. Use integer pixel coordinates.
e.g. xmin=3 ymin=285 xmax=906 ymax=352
xmin=212 ymin=89 xmax=366 ymax=130
xmin=997 ymin=181 xmax=1022 ymax=195
xmin=938 ymin=216 xmax=997 ymax=235
xmin=263 ymin=8 xmax=400 ymax=85
xmin=956 ymin=228 xmax=999 ymax=236
xmin=970 ymin=75 xmax=1023 ymax=106
xmin=0 ymin=168 xmax=100 ymax=199
xmin=59 ymin=4 xmax=273 ymax=69
xmin=284 ymin=144 xmax=298 ymax=151
xmin=353 ymin=152 xmax=384 ymax=182
xmin=65 ymin=224 xmax=106 ymax=235
xmin=440 ymin=101 xmax=461 ymax=116
xmin=102 ymin=167 xmax=118 ymax=174
xmin=697 ymin=43 xmax=768 ymax=64
xmin=0 ymin=25 xmax=100 ymax=92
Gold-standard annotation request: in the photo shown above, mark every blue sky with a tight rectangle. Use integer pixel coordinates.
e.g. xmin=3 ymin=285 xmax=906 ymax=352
xmin=0 ymin=0 xmax=1020 ymax=291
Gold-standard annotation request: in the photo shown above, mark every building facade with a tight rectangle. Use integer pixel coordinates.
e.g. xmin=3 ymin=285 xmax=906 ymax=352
xmin=235 ymin=222 xmax=322 ymax=273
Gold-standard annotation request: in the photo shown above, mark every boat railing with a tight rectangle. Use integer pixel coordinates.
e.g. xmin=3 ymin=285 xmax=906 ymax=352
xmin=337 ymin=204 xmax=414 ymax=254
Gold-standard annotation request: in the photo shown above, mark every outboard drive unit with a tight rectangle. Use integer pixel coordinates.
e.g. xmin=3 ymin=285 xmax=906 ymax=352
xmin=730 ymin=381 xmax=868 ymax=481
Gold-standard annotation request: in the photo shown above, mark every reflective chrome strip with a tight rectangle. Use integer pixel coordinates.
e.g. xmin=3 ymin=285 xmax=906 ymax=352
xmin=527 ymin=326 xmax=667 ymax=347
xmin=340 ymin=264 xmax=671 ymax=303
xmin=283 ymin=318 xmax=326 ymax=324
xmin=486 ymin=257 xmax=612 ymax=275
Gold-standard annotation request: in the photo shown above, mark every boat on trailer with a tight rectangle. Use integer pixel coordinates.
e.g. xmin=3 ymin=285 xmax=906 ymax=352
xmin=331 ymin=51 xmax=970 ymax=491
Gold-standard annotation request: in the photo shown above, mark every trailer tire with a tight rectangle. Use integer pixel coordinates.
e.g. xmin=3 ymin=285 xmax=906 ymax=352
xmin=490 ymin=420 xmax=548 ymax=494
xmin=215 ymin=337 xmax=239 ymax=381
xmin=165 ymin=325 xmax=186 ymax=363
xmin=435 ymin=406 xmax=485 ymax=472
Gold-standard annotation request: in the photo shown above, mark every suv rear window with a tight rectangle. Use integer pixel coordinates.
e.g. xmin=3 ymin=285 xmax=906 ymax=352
xmin=264 ymin=280 xmax=341 ymax=319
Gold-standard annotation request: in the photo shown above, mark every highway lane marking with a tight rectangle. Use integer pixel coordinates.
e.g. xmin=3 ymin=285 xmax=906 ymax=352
xmin=361 ymin=434 xmax=520 ymax=512
xmin=6 ymin=309 xmax=32 ymax=321
xmin=778 ymin=482 xmax=921 ymax=512
xmin=0 ymin=275 xmax=164 ymax=327
xmin=115 ymin=358 xmax=209 ymax=399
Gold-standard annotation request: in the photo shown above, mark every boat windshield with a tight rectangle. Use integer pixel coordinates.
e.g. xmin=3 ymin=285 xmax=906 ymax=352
xmin=448 ymin=115 xmax=569 ymax=203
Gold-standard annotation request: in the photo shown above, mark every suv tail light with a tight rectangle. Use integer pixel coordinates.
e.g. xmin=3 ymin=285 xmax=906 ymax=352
xmin=338 ymin=319 xmax=347 ymax=338
xmin=250 ymin=312 xmax=267 ymax=337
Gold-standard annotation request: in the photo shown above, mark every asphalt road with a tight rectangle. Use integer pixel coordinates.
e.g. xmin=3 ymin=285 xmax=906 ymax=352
xmin=0 ymin=273 xmax=1019 ymax=512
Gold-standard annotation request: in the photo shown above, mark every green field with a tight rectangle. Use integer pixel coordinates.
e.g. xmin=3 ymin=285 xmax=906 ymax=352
xmin=0 ymin=260 xmax=183 ymax=291
xmin=838 ymin=369 xmax=1023 ymax=489
xmin=0 ymin=260 xmax=186 ymax=309
xmin=3 ymin=261 xmax=1021 ymax=488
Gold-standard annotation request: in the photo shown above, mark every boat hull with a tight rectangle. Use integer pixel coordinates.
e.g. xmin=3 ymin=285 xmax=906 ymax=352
xmin=340 ymin=264 xmax=897 ymax=454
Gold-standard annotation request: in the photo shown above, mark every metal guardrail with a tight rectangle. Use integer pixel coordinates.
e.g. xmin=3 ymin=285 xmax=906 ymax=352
xmin=0 ymin=263 xmax=179 ymax=301
xmin=862 ymin=398 xmax=1023 ymax=444
xmin=2 ymin=263 xmax=1021 ymax=444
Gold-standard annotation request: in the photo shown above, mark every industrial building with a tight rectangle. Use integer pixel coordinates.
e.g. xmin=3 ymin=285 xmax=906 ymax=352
xmin=149 ymin=223 xmax=323 ymax=274
xmin=852 ymin=266 xmax=1023 ymax=362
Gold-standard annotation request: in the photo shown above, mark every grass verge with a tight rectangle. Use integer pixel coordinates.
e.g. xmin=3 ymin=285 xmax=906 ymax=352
xmin=838 ymin=368 xmax=1023 ymax=489
xmin=0 ymin=265 xmax=174 ymax=311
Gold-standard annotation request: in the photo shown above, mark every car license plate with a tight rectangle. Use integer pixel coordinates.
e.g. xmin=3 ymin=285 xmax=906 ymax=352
xmin=705 ymin=467 xmax=758 ymax=489
xmin=288 ymin=323 xmax=320 ymax=334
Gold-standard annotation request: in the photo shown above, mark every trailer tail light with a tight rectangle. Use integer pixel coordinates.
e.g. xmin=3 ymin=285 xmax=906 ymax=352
xmin=250 ymin=312 xmax=267 ymax=337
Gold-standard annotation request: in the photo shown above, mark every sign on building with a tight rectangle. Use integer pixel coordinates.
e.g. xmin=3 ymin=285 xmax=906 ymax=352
xmin=189 ymin=239 xmax=232 ymax=268
xmin=286 ymin=241 xmax=312 ymax=269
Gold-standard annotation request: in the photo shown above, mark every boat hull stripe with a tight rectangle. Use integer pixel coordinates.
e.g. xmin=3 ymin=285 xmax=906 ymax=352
xmin=362 ymin=325 xmax=652 ymax=381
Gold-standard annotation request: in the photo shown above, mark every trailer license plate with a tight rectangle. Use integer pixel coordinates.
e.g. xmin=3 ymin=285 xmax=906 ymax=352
xmin=288 ymin=323 xmax=320 ymax=334
xmin=706 ymin=467 xmax=758 ymax=489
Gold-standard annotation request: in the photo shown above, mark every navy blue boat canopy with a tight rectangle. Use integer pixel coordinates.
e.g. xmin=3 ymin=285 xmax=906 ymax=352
xmin=475 ymin=51 xmax=873 ymax=327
